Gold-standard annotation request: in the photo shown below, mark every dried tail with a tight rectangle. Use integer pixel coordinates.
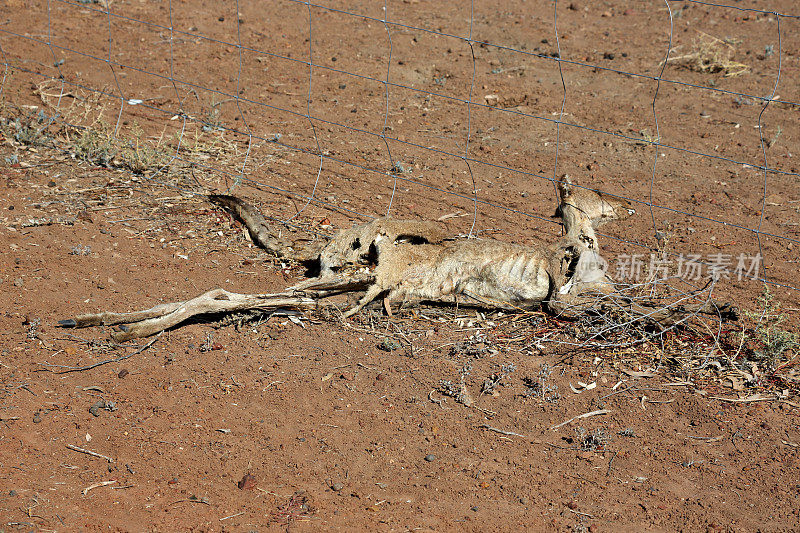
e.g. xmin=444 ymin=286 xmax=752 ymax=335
xmin=208 ymin=194 xmax=305 ymax=258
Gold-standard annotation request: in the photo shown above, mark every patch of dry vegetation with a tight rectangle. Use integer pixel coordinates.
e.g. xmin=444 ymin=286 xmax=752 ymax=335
xmin=668 ymin=32 xmax=750 ymax=77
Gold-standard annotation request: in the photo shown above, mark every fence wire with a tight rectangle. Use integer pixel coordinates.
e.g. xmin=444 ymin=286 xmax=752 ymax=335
xmin=0 ymin=0 xmax=796 ymax=299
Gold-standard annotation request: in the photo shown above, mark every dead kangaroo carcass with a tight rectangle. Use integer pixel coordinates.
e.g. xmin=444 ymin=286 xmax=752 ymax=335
xmin=60 ymin=176 xmax=737 ymax=341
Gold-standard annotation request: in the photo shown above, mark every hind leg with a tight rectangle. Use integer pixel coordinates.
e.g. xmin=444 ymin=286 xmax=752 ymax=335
xmin=343 ymin=284 xmax=386 ymax=318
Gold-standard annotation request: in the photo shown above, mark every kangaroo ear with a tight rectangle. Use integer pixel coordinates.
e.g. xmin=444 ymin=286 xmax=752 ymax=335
xmin=557 ymin=174 xmax=573 ymax=199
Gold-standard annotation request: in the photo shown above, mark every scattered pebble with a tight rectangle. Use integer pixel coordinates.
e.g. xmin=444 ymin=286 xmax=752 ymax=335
xmin=89 ymin=400 xmax=106 ymax=417
xmin=379 ymin=338 xmax=402 ymax=352
xmin=424 ymin=454 xmax=436 ymax=462
xmin=118 ymin=369 xmax=129 ymax=379
xmin=237 ymin=473 xmax=257 ymax=490
xmin=331 ymin=482 xmax=344 ymax=492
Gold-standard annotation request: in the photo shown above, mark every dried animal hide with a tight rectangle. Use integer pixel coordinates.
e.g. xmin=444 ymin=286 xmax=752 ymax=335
xmin=60 ymin=176 xmax=737 ymax=340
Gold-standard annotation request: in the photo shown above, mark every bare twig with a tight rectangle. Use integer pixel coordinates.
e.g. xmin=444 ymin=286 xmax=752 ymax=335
xmin=550 ymin=409 xmax=611 ymax=431
xmin=82 ymin=480 xmax=116 ymax=495
xmin=709 ymin=393 xmax=776 ymax=403
xmin=478 ymin=424 xmax=528 ymax=439
xmin=219 ymin=511 xmax=245 ymax=521
xmin=39 ymin=333 xmax=161 ymax=374
xmin=66 ymin=444 xmax=114 ymax=463
xmin=428 ymin=389 xmax=446 ymax=408
xmin=568 ymin=508 xmax=595 ymax=519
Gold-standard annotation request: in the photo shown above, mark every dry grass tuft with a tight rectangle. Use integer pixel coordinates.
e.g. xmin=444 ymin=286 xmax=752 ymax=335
xmin=668 ymin=32 xmax=750 ymax=77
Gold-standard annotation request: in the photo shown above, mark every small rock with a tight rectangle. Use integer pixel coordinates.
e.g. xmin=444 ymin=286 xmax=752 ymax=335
xmin=424 ymin=454 xmax=436 ymax=462
xmin=470 ymin=506 xmax=479 ymax=512
xmin=13 ymin=278 xmax=23 ymax=287
xmin=331 ymin=482 xmax=344 ymax=492
xmin=339 ymin=372 xmax=353 ymax=381
xmin=237 ymin=473 xmax=257 ymax=490
xmin=89 ymin=400 xmax=106 ymax=417
xmin=379 ymin=338 xmax=402 ymax=351
xmin=603 ymin=52 xmax=615 ymax=60
xmin=118 ymin=369 xmax=129 ymax=379
xmin=484 ymin=94 xmax=500 ymax=107
xmin=218 ymin=15 xmax=225 ymax=21
xmin=566 ymin=500 xmax=578 ymax=510
xmin=33 ymin=412 xmax=42 ymax=424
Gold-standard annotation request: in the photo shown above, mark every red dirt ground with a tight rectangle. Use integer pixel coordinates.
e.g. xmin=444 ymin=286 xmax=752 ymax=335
xmin=1 ymin=0 xmax=799 ymax=531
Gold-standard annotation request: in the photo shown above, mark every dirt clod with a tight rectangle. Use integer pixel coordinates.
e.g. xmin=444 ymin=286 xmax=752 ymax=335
xmin=237 ymin=473 xmax=257 ymax=490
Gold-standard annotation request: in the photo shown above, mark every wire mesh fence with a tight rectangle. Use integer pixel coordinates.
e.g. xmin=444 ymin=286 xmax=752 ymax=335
xmin=1 ymin=0 xmax=798 ymax=306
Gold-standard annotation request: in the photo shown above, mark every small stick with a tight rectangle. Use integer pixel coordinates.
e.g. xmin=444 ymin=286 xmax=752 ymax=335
xmin=568 ymin=508 xmax=594 ymax=519
xmin=478 ymin=424 xmax=528 ymax=439
xmin=550 ymin=409 xmax=610 ymax=431
xmin=82 ymin=480 xmax=116 ymax=495
xmin=709 ymin=394 xmax=775 ymax=403
xmin=428 ymin=390 xmax=445 ymax=408
xmin=40 ymin=334 xmax=161 ymax=374
xmin=66 ymin=444 xmax=115 ymax=463
xmin=606 ymin=450 xmax=618 ymax=476
xmin=219 ymin=511 xmax=245 ymax=521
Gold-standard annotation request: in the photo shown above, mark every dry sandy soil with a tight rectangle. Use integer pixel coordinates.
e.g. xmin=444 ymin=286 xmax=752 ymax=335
xmin=1 ymin=0 xmax=799 ymax=531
